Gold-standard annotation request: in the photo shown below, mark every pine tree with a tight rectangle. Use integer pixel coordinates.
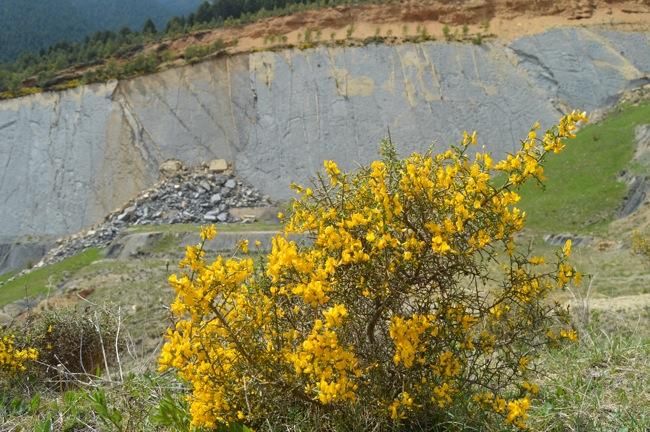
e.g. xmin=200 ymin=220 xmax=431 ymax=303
xmin=142 ymin=18 xmax=158 ymax=35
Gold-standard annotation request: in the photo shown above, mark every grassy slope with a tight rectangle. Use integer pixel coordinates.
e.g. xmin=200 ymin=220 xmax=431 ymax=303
xmin=0 ymin=248 xmax=103 ymax=306
xmin=517 ymin=102 xmax=650 ymax=234
xmin=0 ymin=271 xmax=15 ymax=285
xmin=515 ymin=103 xmax=650 ymax=430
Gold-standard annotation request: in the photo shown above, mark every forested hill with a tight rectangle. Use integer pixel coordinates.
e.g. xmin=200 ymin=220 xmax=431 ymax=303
xmin=0 ymin=0 xmax=201 ymax=61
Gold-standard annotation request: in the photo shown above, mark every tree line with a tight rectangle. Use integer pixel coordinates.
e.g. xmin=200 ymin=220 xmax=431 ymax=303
xmin=0 ymin=0 xmax=383 ymax=97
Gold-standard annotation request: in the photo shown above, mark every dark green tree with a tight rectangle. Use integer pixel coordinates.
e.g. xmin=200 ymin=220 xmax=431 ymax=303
xmin=142 ymin=18 xmax=158 ymax=34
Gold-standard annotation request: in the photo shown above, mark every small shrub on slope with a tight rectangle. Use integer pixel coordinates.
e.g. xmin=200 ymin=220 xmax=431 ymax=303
xmin=632 ymin=231 xmax=650 ymax=263
xmin=160 ymin=112 xmax=588 ymax=430
xmin=6 ymin=308 xmax=122 ymax=382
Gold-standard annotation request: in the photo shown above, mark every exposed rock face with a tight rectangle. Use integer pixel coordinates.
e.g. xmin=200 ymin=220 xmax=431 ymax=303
xmin=0 ymin=28 xmax=648 ymax=240
xmin=0 ymin=241 xmax=53 ymax=275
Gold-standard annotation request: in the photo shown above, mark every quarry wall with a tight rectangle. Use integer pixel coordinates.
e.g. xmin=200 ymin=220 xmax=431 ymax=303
xmin=0 ymin=28 xmax=648 ymax=240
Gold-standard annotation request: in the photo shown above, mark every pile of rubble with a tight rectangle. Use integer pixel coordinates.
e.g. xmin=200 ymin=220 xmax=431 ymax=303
xmin=116 ymin=159 xmax=270 ymax=225
xmin=36 ymin=159 xmax=274 ymax=266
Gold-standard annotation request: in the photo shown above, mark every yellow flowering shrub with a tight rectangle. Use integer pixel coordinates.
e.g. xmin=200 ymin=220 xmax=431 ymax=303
xmin=160 ymin=111 xmax=587 ymax=430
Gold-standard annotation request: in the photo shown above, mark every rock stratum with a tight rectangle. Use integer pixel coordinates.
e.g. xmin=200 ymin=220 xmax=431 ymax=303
xmin=0 ymin=28 xmax=649 ymax=241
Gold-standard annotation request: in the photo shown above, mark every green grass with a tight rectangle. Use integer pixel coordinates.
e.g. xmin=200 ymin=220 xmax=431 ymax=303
xmin=530 ymin=308 xmax=649 ymax=431
xmin=0 ymin=248 xmax=103 ymax=306
xmin=0 ymin=271 xmax=15 ymax=284
xmin=517 ymin=102 xmax=650 ymax=234
xmin=147 ymin=233 xmax=182 ymax=255
xmin=126 ymin=222 xmax=281 ymax=234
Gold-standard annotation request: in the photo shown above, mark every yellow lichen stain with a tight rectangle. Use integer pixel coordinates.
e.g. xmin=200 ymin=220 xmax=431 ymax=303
xmin=332 ymin=68 xmax=375 ymax=97
xmin=583 ymin=30 xmax=642 ymax=81
xmin=404 ymin=80 xmax=417 ymax=107
xmin=592 ymin=59 xmax=641 ymax=80
xmin=482 ymin=84 xmax=498 ymax=96
xmin=250 ymin=52 xmax=276 ymax=87
xmin=399 ymin=48 xmax=442 ymax=106
xmin=382 ymin=68 xmax=396 ymax=94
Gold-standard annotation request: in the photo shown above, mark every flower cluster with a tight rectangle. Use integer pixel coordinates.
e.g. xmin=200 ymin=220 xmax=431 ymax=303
xmin=0 ymin=334 xmax=38 ymax=374
xmin=160 ymin=112 xmax=587 ymax=430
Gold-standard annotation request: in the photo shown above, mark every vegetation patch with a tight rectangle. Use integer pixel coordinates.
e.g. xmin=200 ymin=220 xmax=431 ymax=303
xmin=158 ymin=113 xmax=587 ymax=430
xmin=0 ymin=271 xmax=16 ymax=285
xmin=0 ymin=0 xmax=385 ymax=99
xmin=517 ymin=102 xmax=650 ymax=234
xmin=530 ymin=309 xmax=649 ymax=431
xmin=0 ymin=248 xmax=103 ymax=306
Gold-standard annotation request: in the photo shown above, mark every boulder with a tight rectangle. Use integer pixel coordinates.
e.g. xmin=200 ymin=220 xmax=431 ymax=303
xmin=159 ymin=160 xmax=184 ymax=177
xmin=229 ymin=206 xmax=280 ymax=223
xmin=0 ymin=312 xmax=13 ymax=327
xmin=208 ymin=159 xmax=229 ymax=173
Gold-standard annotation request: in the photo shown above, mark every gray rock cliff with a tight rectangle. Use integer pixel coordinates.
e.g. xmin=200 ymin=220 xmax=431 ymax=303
xmin=0 ymin=28 xmax=648 ymax=240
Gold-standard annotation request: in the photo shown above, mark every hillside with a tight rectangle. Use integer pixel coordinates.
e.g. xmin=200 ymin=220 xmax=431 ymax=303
xmin=0 ymin=2 xmax=649 ymax=430
xmin=0 ymin=0 xmax=201 ymax=62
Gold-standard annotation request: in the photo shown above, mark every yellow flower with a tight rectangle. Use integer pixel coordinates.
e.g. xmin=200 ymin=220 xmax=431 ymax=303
xmin=560 ymin=329 xmax=578 ymax=342
xmin=323 ymin=304 xmax=348 ymax=328
xmin=521 ymin=381 xmax=539 ymax=395
xmin=0 ymin=335 xmax=38 ymax=374
xmin=389 ymin=315 xmax=432 ymax=368
xmin=506 ymin=397 xmax=531 ymax=429
xmin=388 ymin=391 xmax=414 ymax=420
xmin=432 ymin=382 xmax=456 ymax=408
xmin=200 ymin=224 xmax=217 ymax=241
xmin=324 ymin=160 xmax=342 ymax=185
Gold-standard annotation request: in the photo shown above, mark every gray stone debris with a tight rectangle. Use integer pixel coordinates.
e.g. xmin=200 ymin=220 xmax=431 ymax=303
xmin=30 ymin=164 xmax=272 ymax=268
xmin=544 ymin=233 xmax=592 ymax=247
xmin=618 ymin=172 xmax=648 ymax=218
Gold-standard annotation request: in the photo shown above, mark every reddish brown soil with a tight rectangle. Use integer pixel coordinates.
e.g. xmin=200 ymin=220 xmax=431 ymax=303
xmin=155 ymin=0 xmax=650 ymax=56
